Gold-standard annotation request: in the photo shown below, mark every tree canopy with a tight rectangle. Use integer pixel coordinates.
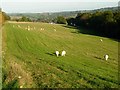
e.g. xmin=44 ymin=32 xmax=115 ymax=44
xmin=18 ymin=16 xmax=31 ymax=22
xmin=56 ymin=16 xmax=67 ymax=24
xmin=66 ymin=11 xmax=120 ymax=39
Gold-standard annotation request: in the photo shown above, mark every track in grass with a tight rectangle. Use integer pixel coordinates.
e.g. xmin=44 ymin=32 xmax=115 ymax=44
xmin=2 ymin=22 xmax=118 ymax=88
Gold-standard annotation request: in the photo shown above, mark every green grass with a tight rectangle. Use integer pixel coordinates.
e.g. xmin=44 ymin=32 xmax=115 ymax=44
xmin=2 ymin=22 xmax=118 ymax=88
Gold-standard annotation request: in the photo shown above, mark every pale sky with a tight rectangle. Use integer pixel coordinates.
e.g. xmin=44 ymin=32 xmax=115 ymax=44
xmin=1 ymin=0 xmax=119 ymax=13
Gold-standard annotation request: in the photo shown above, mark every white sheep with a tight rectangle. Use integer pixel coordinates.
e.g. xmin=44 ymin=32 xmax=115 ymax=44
xmin=20 ymin=86 xmax=23 ymax=88
xmin=61 ymin=50 xmax=66 ymax=56
xmin=100 ymin=39 xmax=103 ymax=42
xmin=18 ymin=76 xmax=21 ymax=79
xmin=55 ymin=51 xmax=59 ymax=57
xmin=27 ymin=26 xmax=30 ymax=31
xmin=50 ymin=22 xmax=53 ymax=24
xmin=104 ymin=54 xmax=109 ymax=61
xmin=28 ymin=28 xmax=30 ymax=31
xmin=54 ymin=29 xmax=56 ymax=31
xmin=18 ymin=25 xmax=21 ymax=28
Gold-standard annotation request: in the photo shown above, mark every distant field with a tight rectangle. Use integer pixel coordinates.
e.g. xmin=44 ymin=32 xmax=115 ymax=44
xmin=2 ymin=22 xmax=118 ymax=88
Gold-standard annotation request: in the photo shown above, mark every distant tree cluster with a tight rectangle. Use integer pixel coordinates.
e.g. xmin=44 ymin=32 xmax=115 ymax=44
xmin=36 ymin=18 xmax=52 ymax=23
xmin=67 ymin=11 xmax=120 ymax=39
xmin=15 ymin=16 xmax=32 ymax=22
xmin=34 ymin=16 xmax=67 ymax=24
xmin=56 ymin=16 xmax=67 ymax=24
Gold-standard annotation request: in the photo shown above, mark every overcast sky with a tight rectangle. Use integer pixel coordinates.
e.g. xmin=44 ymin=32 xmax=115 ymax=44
xmin=1 ymin=0 xmax=119 ymax=13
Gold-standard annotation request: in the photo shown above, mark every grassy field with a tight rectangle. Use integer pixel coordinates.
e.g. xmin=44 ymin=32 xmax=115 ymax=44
xmin=2 ymin=22 xmax=118 ymax=88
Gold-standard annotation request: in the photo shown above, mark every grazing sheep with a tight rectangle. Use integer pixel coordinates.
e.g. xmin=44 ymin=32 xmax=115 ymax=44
xmin=27 ymin=26 xmax=30 ymax=31
xmin=55 ymin=51 xmax=59 ymax=57
xmin=18 ymin=25 xmax=21 ymax=28
xmin=18 ymin=76 xmax=21 ymax=79
xmin=61 ymin=51 xmax=66 ymax=56
xmin=28 ymin=28 xmax=30 ymax=31
xmin=100 ymin=39 xmax=102 ymax=42
xmin=20 ymin=86 xmax=23 ymax=88
xmin=50 ymin=22 xmax=53 ymax=24
xmin=104 ymin=54 xmax=109 ymax=61
xmin=40 ymin=28 xmax=44 ymax=30
xmin=54 ymin=29 xmax=56 ymax=31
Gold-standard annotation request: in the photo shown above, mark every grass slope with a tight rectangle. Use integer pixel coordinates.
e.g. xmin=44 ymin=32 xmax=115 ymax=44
xmin=2 ymin=22 xmax=118 ymax=88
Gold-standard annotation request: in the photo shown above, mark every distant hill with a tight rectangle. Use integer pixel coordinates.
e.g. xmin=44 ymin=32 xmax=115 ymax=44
xmin=8 ymin=11 xmax=79 ymax=21
xmin=8 ymin=6 xmax=119 ymax=21
xmin=91 ymin=6 xmax=119 ymax=12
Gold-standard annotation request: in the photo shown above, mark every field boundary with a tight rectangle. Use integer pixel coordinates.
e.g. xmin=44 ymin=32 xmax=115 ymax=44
xmin=0 ymin=25 xmax=2 ymax=89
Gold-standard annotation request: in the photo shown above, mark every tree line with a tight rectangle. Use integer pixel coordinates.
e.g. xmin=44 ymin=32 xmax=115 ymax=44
xmin=66 ymin=11 xmax=120 ymax=39
xmin=12 ymin=16 xmax=31 ymax=22
xmin=2 ymin=9 xmax=119 ymax=39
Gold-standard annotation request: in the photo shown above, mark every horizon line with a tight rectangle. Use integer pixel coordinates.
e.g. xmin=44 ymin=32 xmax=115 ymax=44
xmin=3 ymin=6 xmax=119 ymax=14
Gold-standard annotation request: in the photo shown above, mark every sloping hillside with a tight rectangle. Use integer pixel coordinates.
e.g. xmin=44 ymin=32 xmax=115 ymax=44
xmin=2 ymin=22 xmax=118 ymax=88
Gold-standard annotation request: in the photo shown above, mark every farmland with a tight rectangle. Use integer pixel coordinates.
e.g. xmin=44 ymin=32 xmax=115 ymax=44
xmin=2 ymin=22 xmax=118 ymax=88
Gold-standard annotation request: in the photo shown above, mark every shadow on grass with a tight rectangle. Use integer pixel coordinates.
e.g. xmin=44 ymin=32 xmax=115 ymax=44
xmin=62 ymin=25 xmax=119 ymax=42
xmin=63 ymin=25 xmax=78 ymax=29
xmin=3 ymin=79 xmax=19 ymax=88
xmin=46 ymin=52 xmax=56 ymax=56
xmin=94 ymin=56 xmax=103 ymax=60
xmin=63 ymin=25 xmax=104 ymax=36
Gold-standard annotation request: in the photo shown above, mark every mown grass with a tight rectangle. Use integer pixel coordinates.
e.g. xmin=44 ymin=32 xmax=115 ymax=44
xmin=2 ymin=22 xmax=118 ymax=88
